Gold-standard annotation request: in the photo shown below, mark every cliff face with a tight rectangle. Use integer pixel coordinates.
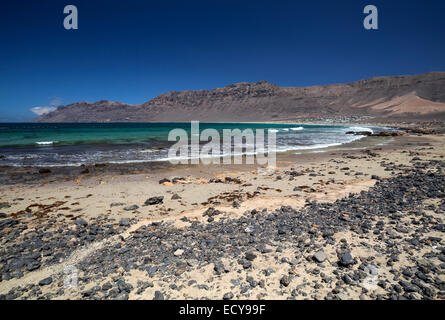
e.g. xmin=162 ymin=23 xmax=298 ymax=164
xmin=33 ymin=72 xmax=445 ymax=122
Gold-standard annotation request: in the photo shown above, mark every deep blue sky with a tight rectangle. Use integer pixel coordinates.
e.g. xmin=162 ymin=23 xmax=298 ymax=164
xmin=1 ymin=0 xmax=444 ymax=121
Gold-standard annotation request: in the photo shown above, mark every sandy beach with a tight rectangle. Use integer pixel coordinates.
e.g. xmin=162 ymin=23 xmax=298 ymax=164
xmin=0 ymin=132 xmax=444 ymax=300
xmin=1 ymin=0 xmax=445 ymax=308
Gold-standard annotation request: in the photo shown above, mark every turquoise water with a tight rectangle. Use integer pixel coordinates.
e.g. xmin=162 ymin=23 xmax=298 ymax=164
xmin=0 ymin=123 xmax=381 ymax=166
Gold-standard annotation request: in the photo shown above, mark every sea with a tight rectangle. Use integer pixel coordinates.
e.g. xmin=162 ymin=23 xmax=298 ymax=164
xmin=0 ymin=123 xmax=393 ymax=167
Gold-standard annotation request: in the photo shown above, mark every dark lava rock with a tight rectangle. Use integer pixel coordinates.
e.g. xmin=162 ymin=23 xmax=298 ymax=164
xmin=225 ymin=177 xmax=242 ymax=184
xmin=144 ymin=196 xmax=164 ymax=206
xmin=38 ymin=168 xmax=51 ymax=174
xmin=203 ymin=207 xmax=222 ymax=217
xmin=26 ymin=261 xmax=41 ymax=271
xmin=223 ymin=292 xmax=234 ymax=300
xmin=171 ymin=193 xmax=181 ymax=200
xmin=245 ymin=252 xmax=257 ymax=261
xmin=82 ymin=289 xmax=93 ymax=297
xmin=110 ymin=202 xmax=125 ymax=208
xmin=39 ymin=277 xmax=53 ymax=286
xmin=119 ymin=218 xmax=131 ymax=227
xmin=172 ymin=177 xmax=185 ymax=184
xmin=101 ymin=282 xmax=112 ymax=291
xmin=280 ymin=275 xmax=291 ymax=287
xmin=313 ymin=250 xmax=327 ymax=263
xmin=153 ymin=291 xmax=164 ymax=300
xmin=277 ymin=225 xmax=288 ymax=235
xmin=399 ymin=280 xmax=421 ymax=293
xmin=124 ymin=205 xmax=139 ymax=211
xmin=75 ymin=218 xmax=88 ymax=227
xmin=338 ymin=251 xmax=354 ymax=266
xmin=213 ymin=262 xmax=228 ymax=275
xmin=94 ymin=163 xmax=107 ymax=168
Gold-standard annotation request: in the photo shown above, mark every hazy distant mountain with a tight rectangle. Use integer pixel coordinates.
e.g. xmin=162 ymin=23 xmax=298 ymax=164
xmin=33 ymin=72 xmax=445 ymax=123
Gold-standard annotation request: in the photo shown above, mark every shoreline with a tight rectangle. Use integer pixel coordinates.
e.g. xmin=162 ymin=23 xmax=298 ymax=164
xmin=0 ymin=121 xmax=380 ymax=171
xmin=0 ymin=129 xmax=399 ymax=186
xmin=1 ymin=120 xmax=439 ymax=174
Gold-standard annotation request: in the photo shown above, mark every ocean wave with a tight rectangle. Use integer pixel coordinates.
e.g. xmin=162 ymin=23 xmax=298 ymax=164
xmin=347 ymin=126 xmax=374 ymax=134
xmin=279 ymin=133 xmax=366 ymax=152
xmin=139 ymin=149 xmax=157 ymax=153
xmin=3 ymin=162 xmax=85 ymax=168
xmin=270 ymin=127 xmax=304 ymax=132
xmin=1 ymin=124 xmax=385 ymax=166
xmin=107 ymin=159 xmax=154 ymax=164
xmin=285 ymin=142 xmax=344 ymax=151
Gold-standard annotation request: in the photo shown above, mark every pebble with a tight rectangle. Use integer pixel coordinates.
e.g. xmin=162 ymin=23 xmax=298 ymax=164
xmin=154 ymin=291 xmax=164 ymax=300
xmin=280 ymin=275 xmax=291 ymax=287
xmin=124 ymin=205 xmax=139 ymax=211
xmin=119 ymin=218 xmax=131 ymax=227
xmin=339 ymin=251 xmax=354 ymax=266
xmin=223 ymin=292 xmax=234 ymax=300
xmin=313 ymin=250 xmax=327 ymax=263
xmin=38 ymin=277 xmax=53 ymax=286
xmin=144 ymin=196 xmax=164 ymax=206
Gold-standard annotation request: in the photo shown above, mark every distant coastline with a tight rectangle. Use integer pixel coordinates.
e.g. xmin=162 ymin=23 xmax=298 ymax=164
xmin=32 ymin=72 xmax=445 ymax=123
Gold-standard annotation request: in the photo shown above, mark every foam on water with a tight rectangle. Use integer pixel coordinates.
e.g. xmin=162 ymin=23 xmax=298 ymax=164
xmin=36 ymin=141 xmax=57 ymax=145
xmin=0 ymin=123 xmax=390 ymax=166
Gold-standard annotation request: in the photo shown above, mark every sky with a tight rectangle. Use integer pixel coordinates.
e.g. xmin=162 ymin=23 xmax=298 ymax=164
xmin=0 ymin=0 xmax=444 ymax=122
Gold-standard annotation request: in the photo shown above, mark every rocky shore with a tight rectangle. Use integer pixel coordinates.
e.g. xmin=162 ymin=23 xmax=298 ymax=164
xmin=0 ymin=134 xmax=444 ymax=300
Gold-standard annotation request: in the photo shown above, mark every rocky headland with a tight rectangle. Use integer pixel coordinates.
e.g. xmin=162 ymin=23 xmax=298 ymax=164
xmin=32 ymin=72 xmax=445 ymax=123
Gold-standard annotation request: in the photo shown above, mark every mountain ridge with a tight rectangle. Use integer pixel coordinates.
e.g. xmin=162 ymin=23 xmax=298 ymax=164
xmin=33 ymin=72 xmax=445 ymax=123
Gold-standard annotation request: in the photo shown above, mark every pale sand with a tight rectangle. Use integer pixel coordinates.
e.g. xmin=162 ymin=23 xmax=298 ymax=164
xmin=0 ymin=134 xmax=444 ymax=299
